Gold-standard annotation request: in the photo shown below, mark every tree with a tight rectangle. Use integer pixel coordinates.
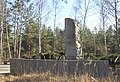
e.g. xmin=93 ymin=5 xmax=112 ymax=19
xmin=104 ymin=0 xmax=120 ymax=53
xmin=81 ymin=27 xmax=95 ymax=56
xmin=8 ymin=0 xmax=31 ymax=58
xmin=9 ymin=0 xmax=21 ymax=58
xmin=100 ymin=0 xmax=108 ymax=55
xmin=106 ymin=25 xmax=116 ymax=54
xmin=95 ymin=0 xmax=108 ymax=55
xmin=72 ymin=0 xmax=93 ymax=57
xmin=3 ymin=0 xmax=12 ymax=61
xmin=22 ymin=19 xmax=38 ymax=58
xmin=41 ymin=25 xmax=54 ymax=54
xmin=22 ymin=2 xmax=36 ymax=58
xmin=52 ymin=0 xmax=65 ymax=54
xmin=35 ymin=0 xmax=51 ymax=54
xmin=0 ymin=0 xmax=6 ymax=62
xmin=54 ymin=27 xmax=65 ymax=53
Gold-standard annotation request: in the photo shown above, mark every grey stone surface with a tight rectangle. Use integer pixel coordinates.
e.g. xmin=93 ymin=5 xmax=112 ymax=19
xmin=65 ymin=18 xmax=81 ymax=60
xmin=10 ymin=59 xmax=109 ymax=78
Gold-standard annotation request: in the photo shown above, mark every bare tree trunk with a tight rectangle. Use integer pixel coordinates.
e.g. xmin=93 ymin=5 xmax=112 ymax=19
xmin=82 ymin=0 xmax=90 ymax=58
xmin=82 ymin=0 xmax=90 ymax=29
xmin=104 ymin=0 xmax=119 ymax=53
xmin=0 ymin=23 xmax=3 ymax=55
xmin=28 ymin=41 xmax=32 ymax=58
xmin=38 ymin=0 xmax=42 ymax=54
xmin=18 ymin=30 xmax=22 ymax=58
xmin=97 ymin=0 xmax=108 ymax=55
xmin=104 ymin=32 xmax=107 ymax=54
xmin=4 ymin=0 xmax=12 ymax=59
xmin=101 ymin=0 xmax=107 ymax=55
xmin=53 ymin=1 xmax=57 ymax=54
xmin=38 ymin=20 xmax=42 ymax=54
xmin=14 ymin=15 xmax=17 ymax=58
xmin=18 ymin=11 xmax=23 ymax=58
xmin=114 ymin=0 xmax=119 ymax=53
xmin=0 ymin=0 xmax=4 ymax=63
xmin=0 ymin=18 xmax=3 ymax=62
xmin=73 ymin=0 xmax=91 ymax=58
xmin=6 ymin=19 xmax=12 ymax=59
xmin=16 ymin=18 xmax=19 ymax=58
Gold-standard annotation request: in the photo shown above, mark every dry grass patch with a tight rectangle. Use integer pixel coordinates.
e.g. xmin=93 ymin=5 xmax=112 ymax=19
xmin=0 ymin=73 xmax=118 ymax=82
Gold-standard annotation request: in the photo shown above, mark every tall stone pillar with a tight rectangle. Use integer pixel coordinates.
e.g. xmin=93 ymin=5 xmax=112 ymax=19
xmin=65 ymin=18 xmax=81 ymax=60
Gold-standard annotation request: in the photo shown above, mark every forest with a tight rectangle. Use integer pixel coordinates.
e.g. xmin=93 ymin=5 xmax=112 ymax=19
xmin=0 ymin=0 xmax=120 ymax=65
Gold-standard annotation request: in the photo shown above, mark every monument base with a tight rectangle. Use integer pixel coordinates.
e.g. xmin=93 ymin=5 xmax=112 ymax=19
xmin=66 ymin=56 xmax=77 ymax=60
xmin=10 ymin=59 xmax=109 ymax=78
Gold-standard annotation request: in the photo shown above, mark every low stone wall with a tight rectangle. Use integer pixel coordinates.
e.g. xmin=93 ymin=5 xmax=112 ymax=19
xmin=10 ymin=59 xmax=109 ymax=78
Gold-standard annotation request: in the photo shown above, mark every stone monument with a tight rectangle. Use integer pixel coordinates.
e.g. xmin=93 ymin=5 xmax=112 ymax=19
xmin=65 ymin=18 xmax=81 ymax=60
xmin=10 ymin=18 xmax=109 ymax=78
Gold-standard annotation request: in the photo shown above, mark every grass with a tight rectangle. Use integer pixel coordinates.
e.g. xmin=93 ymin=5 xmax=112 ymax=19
xmin=0 ymin=72 xmax=118 ymax=82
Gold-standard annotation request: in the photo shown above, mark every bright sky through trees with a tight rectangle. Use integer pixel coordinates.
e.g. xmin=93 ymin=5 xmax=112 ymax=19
xmin=8 ymin=0 xmax=115 ymax=31
xmin=47 ymin=0 xmax=101 ymax=31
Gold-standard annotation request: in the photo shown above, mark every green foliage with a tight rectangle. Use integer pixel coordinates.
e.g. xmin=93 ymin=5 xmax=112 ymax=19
xmin=106 ymin=26 xmax=117 ymax=54
xmin=1 ymin=0 xmax=120 ymax=65
xmin=41 ymin=25 xmax=54 ymax=54
xmin=82 ymin=27 xmax=94 ymax=53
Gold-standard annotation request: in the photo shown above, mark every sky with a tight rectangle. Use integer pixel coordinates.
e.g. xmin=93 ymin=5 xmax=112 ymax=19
xmin=8 ymin=0 xmax=108 ymax=31
xmin=48 ymin=0 xmax=100 ymax=31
